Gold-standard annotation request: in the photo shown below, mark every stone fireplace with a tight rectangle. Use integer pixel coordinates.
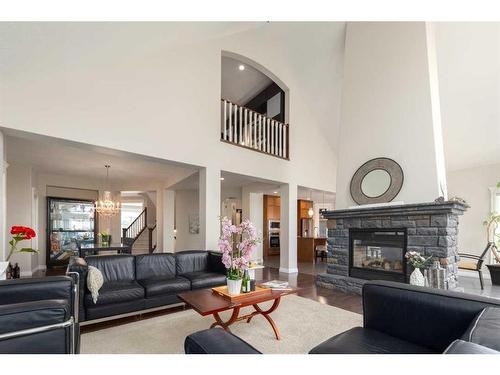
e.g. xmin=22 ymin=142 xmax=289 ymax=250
xmin=316 ymin=201 xmax=468 ymax=294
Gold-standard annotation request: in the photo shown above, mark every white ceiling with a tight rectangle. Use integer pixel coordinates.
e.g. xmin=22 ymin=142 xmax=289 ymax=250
xmin=5 ymin=131 xmax=198 ymax=188
xmin=435 ymin=22 xmax=500 ymax=172
xmin=221 ymin=56 xmax=273 ymax=105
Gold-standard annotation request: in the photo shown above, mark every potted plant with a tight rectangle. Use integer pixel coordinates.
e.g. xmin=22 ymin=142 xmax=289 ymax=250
xmin=218 ymin=217 xmax=260 ymax=295
xmin=0 ymin=226 xmax=38 ymax=280
xmin=99 ymin=230 xmax=112 ymax=246
xmin=405 ymin=250 xmax=432 ymax=286
xmin=484 ymin=181 xmax=500 ymax=283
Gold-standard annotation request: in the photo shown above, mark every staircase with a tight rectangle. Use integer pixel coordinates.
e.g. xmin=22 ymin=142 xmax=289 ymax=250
xmin=122 ymin=207 xmax=157 ymax=254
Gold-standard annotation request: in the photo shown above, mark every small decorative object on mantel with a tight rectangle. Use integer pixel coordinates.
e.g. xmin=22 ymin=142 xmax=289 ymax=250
xmin=405 ymin=251 xmax=432 ymax=286
xmin=427 ymin=260 xmax=447 ymax=289
xmin=218 ymin=216 xmax=260 ymax=296
xmin=0 ymin=226 xmax=38 ymax=280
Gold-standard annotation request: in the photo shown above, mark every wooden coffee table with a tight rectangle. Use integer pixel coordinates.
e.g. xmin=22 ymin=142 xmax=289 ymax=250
xmin=178 ymin=285 xmax=297 ymax=340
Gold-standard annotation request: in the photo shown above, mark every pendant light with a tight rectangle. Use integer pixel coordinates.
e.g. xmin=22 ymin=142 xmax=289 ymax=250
xmin=308 ymin=189 xmax=314 ymax=217
xmin=95 ymin=165 xmax=121 ymax=217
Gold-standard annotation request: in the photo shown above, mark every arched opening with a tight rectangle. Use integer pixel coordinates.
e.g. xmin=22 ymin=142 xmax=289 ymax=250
xmin=220 ymin=51 xmax=290 ymax=159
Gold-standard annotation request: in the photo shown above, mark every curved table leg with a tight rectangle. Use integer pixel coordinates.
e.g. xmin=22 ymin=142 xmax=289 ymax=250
xmin=248 ymin=297 xmax=282 ymax=340
xmin=210 ymin=307 xmax=241 ymax=332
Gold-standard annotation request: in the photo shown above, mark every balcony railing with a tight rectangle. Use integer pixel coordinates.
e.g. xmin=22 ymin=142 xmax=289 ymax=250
xmin=221 ymin=99 xmax=289 ymax=160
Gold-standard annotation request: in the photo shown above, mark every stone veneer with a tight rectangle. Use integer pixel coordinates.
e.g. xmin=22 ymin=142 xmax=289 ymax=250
xmin=316 ymin=201 xmax=468 ymax=294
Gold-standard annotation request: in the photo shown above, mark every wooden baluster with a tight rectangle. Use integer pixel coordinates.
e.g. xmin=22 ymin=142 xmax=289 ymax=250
xmin=271 ymin=120 xmax=275 ymax=155
xmin=230 ymin=103 xmax=234 ymax=143
xmin=283 ymin=125 xmax=287 ymax=159
xmin=223 ymin=101 xmax=227 ymax=141
xmin=239 ymin=105 xmax=243 ymax=144
xmin=244 ymin=108 xmax=248 ymax=146
xmin=279 ymin=123 xmax=283 ymax=157
xmin=253 ymin=113 xmax=257 ymax=149
xmin=258 ymin=115 xmax=262 ymax=151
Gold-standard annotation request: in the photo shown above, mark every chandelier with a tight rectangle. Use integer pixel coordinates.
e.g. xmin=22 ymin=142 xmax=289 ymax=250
xmin=95 ymin=165 xmax=121 ymax=217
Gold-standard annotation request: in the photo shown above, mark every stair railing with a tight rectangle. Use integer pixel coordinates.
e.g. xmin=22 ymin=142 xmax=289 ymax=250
xmin=148 ymin=224 xmax=157 ymax=253
xmin=122 ymin=207 xmax=147 ymax=246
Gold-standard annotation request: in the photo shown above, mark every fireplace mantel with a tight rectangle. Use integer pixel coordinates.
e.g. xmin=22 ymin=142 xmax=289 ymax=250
xmin=316 ymin=201 xmax=468 ymax=294
xmin=322 ymin=201 xmax=468 ymax=220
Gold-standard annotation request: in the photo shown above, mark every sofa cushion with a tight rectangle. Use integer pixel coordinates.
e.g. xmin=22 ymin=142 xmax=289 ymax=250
xmin=138 ymin=277 xmax=191 ymax=298
xmin=136 ymin=253 xmax=176 ymax=280
xmin=84 ymin=281 xmax=144 ymax=306
xmin=308 ymin=327 xmax=436 ymax=354
xmin=175 ymin=251 xmax=209 ymax=275
xmin=462 ymin=307 xmax=500 ymax=351
xmin=85 ymin=255 xmax=136 ymax=283
xmin=444 ymin=339 xmax=499 ymax=354
xmin=208 ymin=251 xmax=226 ymax=274
xmin=181 ymin=272 xmax=227 ymax=289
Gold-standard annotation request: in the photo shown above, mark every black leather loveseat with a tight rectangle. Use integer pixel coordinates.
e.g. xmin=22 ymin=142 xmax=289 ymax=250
xmin=68 ymin=250 xmax=227 ymax=322
xmin=185 ymin=280 xmax=500 ymax=354
xmin=0 ymin=276 xmax=78 ymax=354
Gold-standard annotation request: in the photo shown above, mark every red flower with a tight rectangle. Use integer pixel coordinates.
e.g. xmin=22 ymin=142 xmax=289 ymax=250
xmin=10 ymin=226 xmax=36 ymax=240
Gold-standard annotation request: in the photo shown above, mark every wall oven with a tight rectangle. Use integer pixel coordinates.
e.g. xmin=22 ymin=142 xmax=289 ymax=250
xmin=269 ymin=233 xmax=280 ymax=248
xmin=268 ymin=220 xmax=280 ymax=231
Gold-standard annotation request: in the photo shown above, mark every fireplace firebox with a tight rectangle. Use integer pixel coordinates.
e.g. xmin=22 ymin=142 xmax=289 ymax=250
xmin=349 ymin=228 xmax=407 ymax=282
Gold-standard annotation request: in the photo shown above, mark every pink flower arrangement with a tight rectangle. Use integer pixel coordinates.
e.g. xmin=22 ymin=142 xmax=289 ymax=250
xmin=218 ymin=216 xmax=260 ymax=280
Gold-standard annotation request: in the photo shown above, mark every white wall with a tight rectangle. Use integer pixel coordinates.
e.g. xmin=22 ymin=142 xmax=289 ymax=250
xmin=447 ymin=163 xmax=500 ymax=257
xmin=174 ymin=189 xmax=202 ymax=251
xmin=6 ymin=163 xmax=36 ymax=275
xmin=335 ymin=22 xmax=447 ymax=208
xmin=0 ymin=22 xmax=344 ymax=195
xmin=249 ymin=192 xmax=264 ymax=262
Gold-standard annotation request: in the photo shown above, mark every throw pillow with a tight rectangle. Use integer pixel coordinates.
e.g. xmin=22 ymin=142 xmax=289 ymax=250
xmin=462 ymin=307 xmax=500 ymax=351
xmin=87 ymin=265 xmax=104 ymax=304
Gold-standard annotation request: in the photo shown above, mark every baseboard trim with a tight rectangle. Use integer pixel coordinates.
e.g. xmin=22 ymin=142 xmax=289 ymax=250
xmin=279 ymin=267 xmax=299 ymax=274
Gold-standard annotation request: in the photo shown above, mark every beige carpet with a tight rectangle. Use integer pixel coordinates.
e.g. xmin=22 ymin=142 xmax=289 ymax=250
xmin=81 ymin=295 xmax=362 ymax=354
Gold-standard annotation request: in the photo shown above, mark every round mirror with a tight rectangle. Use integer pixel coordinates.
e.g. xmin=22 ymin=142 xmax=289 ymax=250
xmin=360 ymin=169 xmax=391 ymax=198
xmin=350 ymin=158 xmax=404 ymax=205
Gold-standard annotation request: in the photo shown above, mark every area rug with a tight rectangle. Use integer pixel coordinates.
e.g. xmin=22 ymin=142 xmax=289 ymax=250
xmin=80 ymin=295 xmax=362 ymax=354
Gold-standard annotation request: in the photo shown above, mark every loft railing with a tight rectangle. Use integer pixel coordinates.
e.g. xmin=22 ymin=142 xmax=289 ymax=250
xmin=122 ymin=207 xmax=147 ymax=246
xmin=221 ymin=99 xmax=289 ymax=160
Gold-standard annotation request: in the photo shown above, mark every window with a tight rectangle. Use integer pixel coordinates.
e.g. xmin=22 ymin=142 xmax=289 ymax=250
xmin=489 ymin=186 xmax=500 ymax=263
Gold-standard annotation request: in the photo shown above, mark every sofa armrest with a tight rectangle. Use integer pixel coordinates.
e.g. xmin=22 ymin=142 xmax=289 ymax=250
xmin=362 ymin=281 xmax=500 ymax=353
xmin=67 ymin=257 xmax=88 ymax=321
xmin=0 ymin=276 xmax=74 ymax=307
xmin=444 ymin=340 xmax=499 ymax=354
xmin=0 ymin=299 xmax=70 ymax=334
xmin=185 ymin=329 xmax=261 ymax=354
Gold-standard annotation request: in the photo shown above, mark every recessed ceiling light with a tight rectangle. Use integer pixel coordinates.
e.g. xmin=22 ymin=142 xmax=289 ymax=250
xmin=220 ymin=177 xmax=225 ymax=181
xmin=238 ymin=64 xmax=245 ymax=71
xmin=273 ymin=191 xmax=278 ymax=194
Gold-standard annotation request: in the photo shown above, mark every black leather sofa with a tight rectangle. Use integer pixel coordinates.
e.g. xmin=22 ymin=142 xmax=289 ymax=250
xmin=68 ymin=250 xmax=227 ymax=322
xmin=0 ymin=276 xmax=78 ymax=354
xmin=185 ymin=280 xmax=500 ymax=354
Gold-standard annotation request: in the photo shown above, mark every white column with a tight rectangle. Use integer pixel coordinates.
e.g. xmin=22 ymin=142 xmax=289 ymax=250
xmin=199 ymin=167 xmax=221 ymax=250
xmin=0 ymin=131 xmax=6 ymax=260
xmin=279 ymin=183 xmax=298 ymax=273
xmin=163 ymin=189 xmax=175 ymax=252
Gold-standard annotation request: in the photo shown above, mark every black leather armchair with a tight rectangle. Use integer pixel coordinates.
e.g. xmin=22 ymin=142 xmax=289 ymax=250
xmin=0 ymin=276 xmax=79 ymax=354
xmin=185 ymin=281 xmax=500 ymax=354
